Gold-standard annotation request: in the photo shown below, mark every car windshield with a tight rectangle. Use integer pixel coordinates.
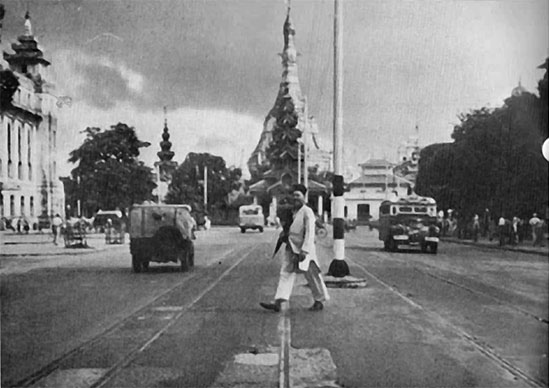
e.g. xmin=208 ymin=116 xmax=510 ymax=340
xmin=241 ymin=208 xmax=260 ymax=215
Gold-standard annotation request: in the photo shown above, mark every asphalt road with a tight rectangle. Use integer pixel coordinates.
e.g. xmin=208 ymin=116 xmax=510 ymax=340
xmin=1 ymin=227 xmax=547 ymax=387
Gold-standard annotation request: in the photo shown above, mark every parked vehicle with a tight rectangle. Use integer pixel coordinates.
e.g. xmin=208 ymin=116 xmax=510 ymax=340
xmin=378 ymin=195 xmax=440 ymax=254
xmin=129 ymin=204 xmax=195 ymax=273
xmin=93 ymin=210 xmax=126 ymax=233
xmin=238 ymin=205 xmax=264 ymax=233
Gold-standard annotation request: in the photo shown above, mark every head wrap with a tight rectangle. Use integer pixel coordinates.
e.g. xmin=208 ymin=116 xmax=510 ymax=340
xmin=292 ymin=184 xmax=307 ymax=196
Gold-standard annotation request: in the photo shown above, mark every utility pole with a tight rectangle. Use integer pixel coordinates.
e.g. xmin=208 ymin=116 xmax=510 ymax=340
xmin=303 ymin=96 xmax=309 ymax=202
xmin=327 ymin=0 xmax=349 ymax=277
xmin=203 ymin=165 xmax=208 ymax=209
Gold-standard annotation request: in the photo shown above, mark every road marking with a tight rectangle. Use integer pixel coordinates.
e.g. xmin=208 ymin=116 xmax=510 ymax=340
xmin=278 ymin=301 xmax=291 ymax=388
xmin=349 ymin=258 xmax=546 ymax=388
xmin=92 ymin=245 xmax=259 ymax=388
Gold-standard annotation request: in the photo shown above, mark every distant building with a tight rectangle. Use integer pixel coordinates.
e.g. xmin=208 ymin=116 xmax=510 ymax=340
xmin=1 ymin=12 xmax=65 ymax=228
xmin=344 ymin=159 xmax=411 ymax=223
xmin=154 ymin=108 xmax=178 ymax=203
xmin=247 ymin=5 xmax=328 ymax=220
xmin=394 ymin=126 xmax=421 ymax=187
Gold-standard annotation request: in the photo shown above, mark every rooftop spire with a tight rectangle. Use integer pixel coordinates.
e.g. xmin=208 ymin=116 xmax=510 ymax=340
xmin=24 ymin=10 xmax=32 ymax=36
xmin=157 ymin=106 xmax=175 ymax=162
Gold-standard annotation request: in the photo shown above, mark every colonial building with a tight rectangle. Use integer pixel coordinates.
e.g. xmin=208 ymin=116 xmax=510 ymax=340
xmin=247 ymin=5 xmax=329 ymax=221
xmin=344 ymin=159 xmax=411 ymax=223
xmin=0 ymin=13 xmax=64 ymax=227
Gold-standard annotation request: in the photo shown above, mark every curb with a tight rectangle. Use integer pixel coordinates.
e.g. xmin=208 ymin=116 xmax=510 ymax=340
xmin=442 ymin=238 xmax=548 ymax=257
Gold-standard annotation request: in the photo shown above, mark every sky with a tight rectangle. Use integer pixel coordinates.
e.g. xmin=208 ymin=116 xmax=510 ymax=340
xmin=2 ymin=0 xmax=548 ymax=178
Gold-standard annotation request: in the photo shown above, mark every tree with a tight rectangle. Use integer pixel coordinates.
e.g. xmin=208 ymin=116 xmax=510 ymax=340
xmin=165 ymin=152 xmax=242 ymax=215
xmin=416 ymin=63 xmax=548 ymax=222
xmin=0 ymin=69 xmax=20 ymax=111
xmin=67 ymin=123 xmax=155 ymax=215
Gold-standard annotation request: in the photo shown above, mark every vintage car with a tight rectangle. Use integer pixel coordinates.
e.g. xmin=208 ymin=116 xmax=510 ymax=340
xmin=93 ymin=210 xmax=126 ymax=233
xmin=238 ymin=204 xmax=264 ymax=233
xmin=129 ymin=204 xmax=195 ymax=273
xmin=378 ymin=195 xmax=440 ymax=254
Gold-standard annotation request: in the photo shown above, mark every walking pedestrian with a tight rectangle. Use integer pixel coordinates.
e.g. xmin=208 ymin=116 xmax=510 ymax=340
xmin=533 ymin=219 xmax=545 ymax=247
xmin=498 ymin=215 xmax=506 ymax=246
xmin=511 ymin=216 xmax=520 ymax=245
xmin=472 ymin=214 xmax=480 ymax=242
xmin=529 ymin=213 xmax=541 ymax=245
xmin=260 ymin=184 xmax=329 ymax=312
xmin=51 ymin=214 xmax=63 ymax=245
xmin=482 ymin=208 xmax=491 ymax=238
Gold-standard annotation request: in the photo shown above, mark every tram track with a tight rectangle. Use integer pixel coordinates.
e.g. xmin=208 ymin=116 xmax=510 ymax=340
xmin=9 ymin=244 xmax=255 ymax=388
xmin=349 ymin=256 xmax=548 ymax=388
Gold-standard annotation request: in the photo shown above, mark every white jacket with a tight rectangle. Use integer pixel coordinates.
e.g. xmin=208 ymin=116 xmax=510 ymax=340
xmin=288 ymin=205 xmax=319 ymax=272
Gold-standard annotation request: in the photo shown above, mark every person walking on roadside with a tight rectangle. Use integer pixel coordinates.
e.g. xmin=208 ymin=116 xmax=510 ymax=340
xmin=51 ymin=214 xmax=63 ymax=245
xmin=529 ymin=213 xmax=541 ymax=245
xmin=511 ymin=216 xmax=520 ymax=245
xmin=498 ymin=215 xmax=507 ymax=246
xmin=260 ymin=184 xmax=329 ymax=312
xmin=472 ymin=214 xmax=480 ymax=242
xmin=533 ymin=219 xmax=545 ymax=247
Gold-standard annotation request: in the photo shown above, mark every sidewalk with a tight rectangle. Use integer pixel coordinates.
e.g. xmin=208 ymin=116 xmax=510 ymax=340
xmin=442 ymin=235 xmax=548 ymax=257
xmin=0 ymin=230 xmax=114 ymax=257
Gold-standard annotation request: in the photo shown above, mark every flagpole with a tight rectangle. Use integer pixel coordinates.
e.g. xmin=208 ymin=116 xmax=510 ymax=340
xmin=328 ymin=0 xmax=350 ymax=277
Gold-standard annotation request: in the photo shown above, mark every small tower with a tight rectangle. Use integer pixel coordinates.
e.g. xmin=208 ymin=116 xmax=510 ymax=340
xmin=154 ymin=107 xmax=178 ymax=203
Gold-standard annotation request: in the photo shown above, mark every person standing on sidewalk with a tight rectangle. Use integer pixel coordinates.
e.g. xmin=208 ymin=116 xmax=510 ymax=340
xmin=51 ymin=214 xmax=63 ymax=245
xmin=498 ymin=215 xmax=507 ymax=246
xmin=472 ymin=214 xmax=480 ymax=242
xmin=260 ymin=184 xmax=329 ymax=312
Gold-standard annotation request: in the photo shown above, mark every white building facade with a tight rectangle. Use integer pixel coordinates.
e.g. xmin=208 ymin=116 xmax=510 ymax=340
xmin=0 ymin=14 xmax=64 ymax=228
xmin=344 ymin=159 xmax=411 ymax=223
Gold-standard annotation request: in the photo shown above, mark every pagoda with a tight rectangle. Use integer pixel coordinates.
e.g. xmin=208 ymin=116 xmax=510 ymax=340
xmin=248 ymin=3 xmax=328 ymax=221
xmin=154 ymin=107 xmax=178 ymax=202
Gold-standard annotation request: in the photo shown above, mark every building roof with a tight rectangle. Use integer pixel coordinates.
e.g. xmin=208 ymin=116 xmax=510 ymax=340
xmin=349 ymin=174 xmax=411 ymax=186
xmin=358 ymin=159 xmax=394 ymax=168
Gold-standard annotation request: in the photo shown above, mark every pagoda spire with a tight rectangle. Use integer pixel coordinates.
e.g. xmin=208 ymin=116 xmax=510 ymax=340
xmin=157 ymin=106 xmax=175 ymax=162
xmin=24 ymin=10 xmax=33 ymax=36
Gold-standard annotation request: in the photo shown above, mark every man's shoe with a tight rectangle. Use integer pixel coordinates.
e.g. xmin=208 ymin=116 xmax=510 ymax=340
xmin=308 ymin=301 xmax=323 ymax=311
xmin=260 ymin=300 xmax=281 ymax=312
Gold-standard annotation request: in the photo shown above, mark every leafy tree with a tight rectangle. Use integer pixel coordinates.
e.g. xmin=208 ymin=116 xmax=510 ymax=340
xmin=0 ymin=69 xmax=19 ymax=110
xmin=416 ymin=61 xmax=548 ymax=222
xmin=67 ymin=123 xmax=155 ymax=215
xmin=165 ymin=152 xmax=242 ymax=215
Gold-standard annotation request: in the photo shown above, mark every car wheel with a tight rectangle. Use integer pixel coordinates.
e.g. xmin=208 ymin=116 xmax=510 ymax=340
xmin=259 ymin=227 xmax=264 ymax=233
xmin=388 ymin=238 xmax=398 ymax=252
xmin=142 ymin=261 xmax=150 ymax=271
xmin=240 ymin=227 xmax=246 ymax=233
xmin=132 ymin=255 xmax=142 ymax=273
xmin=430 ymin=243 xmax=438 ymax=254
xmin=420 ymin=242 xmax=428 ymax=253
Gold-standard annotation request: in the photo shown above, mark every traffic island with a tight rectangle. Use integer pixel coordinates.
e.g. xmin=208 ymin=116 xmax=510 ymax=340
xmin=324 ymin=275 xmax=367 ymax=288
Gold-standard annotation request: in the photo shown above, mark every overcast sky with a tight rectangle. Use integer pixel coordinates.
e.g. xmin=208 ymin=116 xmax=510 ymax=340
xmin=2 ymin=0 xmax=548 ymax=177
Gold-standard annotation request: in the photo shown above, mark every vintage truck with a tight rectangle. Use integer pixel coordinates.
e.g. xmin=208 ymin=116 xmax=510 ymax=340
xmin=378 ymin=195 xmax=440 ymax=254
xmin=129 ymin=204 xmax=195 ymax=272
xmin=238 ymin=204 xmax=264 ymax=233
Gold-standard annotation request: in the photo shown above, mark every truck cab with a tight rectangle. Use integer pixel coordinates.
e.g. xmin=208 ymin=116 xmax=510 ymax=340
xmin=378 ymin=195 xmax=440 ymax=253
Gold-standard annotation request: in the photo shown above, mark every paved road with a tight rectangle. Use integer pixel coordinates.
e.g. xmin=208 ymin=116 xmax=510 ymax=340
xmin=1 ymin=227 xmax=547 ymax=387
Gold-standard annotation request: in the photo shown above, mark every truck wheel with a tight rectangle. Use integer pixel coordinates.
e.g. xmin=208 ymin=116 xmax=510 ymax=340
xmin=132 ymin=255 xmax=142 ymax=273
xmin=240 ymin=227 xmax=246 ymax=233
xmin=180 ymin=249 xmax=191 ymax=272
xmin=430 ymin=243 xmax=438 ymax=254
xmin=388 ymin=238 xmax=398 ymax=252
xmin=259 ymin=227 xmax=264 ymax=233
xmin=420 ymin=242 xmax=428 ymax=253
xmin=142 ymin=261 xmax=150 ymax=271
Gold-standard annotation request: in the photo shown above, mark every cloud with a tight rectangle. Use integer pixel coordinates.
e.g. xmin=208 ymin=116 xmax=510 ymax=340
xmin=52 ymin=49 xmax=145 ymax=110
xmin=55 ymin=101 xmax=263 ymax=179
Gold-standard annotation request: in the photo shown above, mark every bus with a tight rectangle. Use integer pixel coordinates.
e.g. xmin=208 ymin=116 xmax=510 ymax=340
xmin=378 ymin=195 xmax=440 ymax=254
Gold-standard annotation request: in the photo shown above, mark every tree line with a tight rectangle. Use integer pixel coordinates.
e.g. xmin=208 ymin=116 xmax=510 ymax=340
xmin=415 ymin=58 xmax=548 ymax=223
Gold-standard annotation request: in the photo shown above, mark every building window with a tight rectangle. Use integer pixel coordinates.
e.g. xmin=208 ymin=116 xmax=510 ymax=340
xmin=7 ymin=123 xmax=11 ymax=160
xmin=0 ymin=194 xmax=3 ymax=217
xmin=30 ymin=196 xmax=34 ymax=217
xmin=10 ymin=195 xmax=15 ymax=216
xmin=28 ymin=163 xmax=32 ymax=181
xmin=18 ymin=161 xmax=23 ymax=180
xmin=18 ymin=126 xmax=22 ymax=160
xmin=20 ymin=196 xmax=25 ymax=216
